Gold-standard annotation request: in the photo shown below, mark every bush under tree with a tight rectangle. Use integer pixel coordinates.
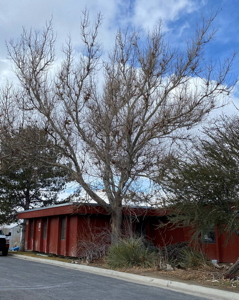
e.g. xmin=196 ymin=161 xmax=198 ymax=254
xmin=107 ymin=237 xmax=158 ymax=268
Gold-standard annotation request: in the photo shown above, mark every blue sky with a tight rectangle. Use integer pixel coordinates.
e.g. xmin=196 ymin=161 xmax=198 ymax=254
xmin=0 ymin=0 xmax=239 ymax=113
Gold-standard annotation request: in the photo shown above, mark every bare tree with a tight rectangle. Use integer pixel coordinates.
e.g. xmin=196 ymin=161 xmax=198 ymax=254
xmin=5 ymin=11 xmax=236 ymax=243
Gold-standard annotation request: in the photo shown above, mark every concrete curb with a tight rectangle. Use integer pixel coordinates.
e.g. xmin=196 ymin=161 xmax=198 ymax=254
xmin=12 ymin=254 xmax=239 ymax=300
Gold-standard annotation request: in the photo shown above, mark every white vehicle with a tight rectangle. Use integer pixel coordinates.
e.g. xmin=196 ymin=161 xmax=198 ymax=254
xmin=0 ymin=229 xmax=10 ymax=256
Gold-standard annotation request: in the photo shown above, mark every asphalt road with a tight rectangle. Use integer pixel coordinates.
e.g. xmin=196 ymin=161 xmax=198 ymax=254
xmin=0 ymin=255 xmax=209 ymax=300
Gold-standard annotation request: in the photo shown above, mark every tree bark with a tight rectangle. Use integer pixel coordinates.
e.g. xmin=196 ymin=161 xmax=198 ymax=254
xmin=111 ymin=207 xmax=123 ymax=244
xmin=19 ymin=220 xmax=26 ymax=251
xmin=223 ymin=257 xmax=239 ymax=279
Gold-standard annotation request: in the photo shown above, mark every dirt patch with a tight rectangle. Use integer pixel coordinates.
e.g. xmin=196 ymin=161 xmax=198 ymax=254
xmin=85 ymin=257 xmax=239 ymax=292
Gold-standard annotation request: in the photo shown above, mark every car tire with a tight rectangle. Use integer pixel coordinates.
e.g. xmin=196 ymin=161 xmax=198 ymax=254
xmin=2 ymin=249 xmax=8 ymax=256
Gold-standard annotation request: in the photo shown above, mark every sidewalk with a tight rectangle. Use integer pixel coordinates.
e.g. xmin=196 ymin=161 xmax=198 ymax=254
xmin=12 ymin=254 xmax=239 ymax=300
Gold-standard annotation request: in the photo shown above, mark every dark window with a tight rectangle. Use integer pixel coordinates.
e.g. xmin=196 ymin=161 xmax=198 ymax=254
xmin=202 ymin=230 xmax=216 ymax=244
xmin=135 ymin=220 xmax=146 ymax=238
xmin=43 ymin=219 xmax=47 ymax=239
xmin=61 ymin=217 xmax=66 ymax=240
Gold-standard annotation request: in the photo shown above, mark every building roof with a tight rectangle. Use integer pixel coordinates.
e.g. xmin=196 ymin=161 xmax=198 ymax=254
xmin=18 ymin=203 xmax=167 ymax=219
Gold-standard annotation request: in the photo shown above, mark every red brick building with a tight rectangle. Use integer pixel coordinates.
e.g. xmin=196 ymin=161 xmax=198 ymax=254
xmin=18 ymin=203 xmax=239 ymax=263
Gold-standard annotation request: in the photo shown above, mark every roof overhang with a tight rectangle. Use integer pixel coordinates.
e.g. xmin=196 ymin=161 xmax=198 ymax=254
xmin=18 ymin=203 xmax=168 ymax=219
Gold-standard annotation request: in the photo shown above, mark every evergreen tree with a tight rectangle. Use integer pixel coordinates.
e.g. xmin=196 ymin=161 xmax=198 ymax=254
xmin=158 ymin=115 xmax=239 ymax=241
xmin=0 ymin=126 xmax=69 ymax=249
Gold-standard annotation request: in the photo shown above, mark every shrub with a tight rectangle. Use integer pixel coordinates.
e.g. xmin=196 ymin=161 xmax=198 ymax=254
xmin=77 ymin=221 xmax=111 ymax=263
xmin=178 ymin=247 xmax=209 ymax=269
xmin=161 ymin=242 xmax=209 ymax=269
xmin=161 ymin=242 xmax=188 ymax=266
xmin=107 ymin=237 xmax=158 ymax=268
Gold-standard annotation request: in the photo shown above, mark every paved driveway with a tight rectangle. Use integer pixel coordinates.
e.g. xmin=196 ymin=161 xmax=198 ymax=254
xmin=0 ymin=256 xmax=211 ymax=300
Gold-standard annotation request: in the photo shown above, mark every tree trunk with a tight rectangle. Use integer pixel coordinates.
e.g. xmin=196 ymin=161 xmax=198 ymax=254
xmin=111 ymin=207 xmax=123 ymax=244
xmin=19 ymin=192 xmax=30 ymax=251
xmin=223 ymin=257 xmax=239 ymax=279
xmin=19 ymin=220 xmax=26 ymax=251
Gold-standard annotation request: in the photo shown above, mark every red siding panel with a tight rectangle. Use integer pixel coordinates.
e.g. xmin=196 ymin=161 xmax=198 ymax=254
xmin=19 ymin=204 xmax=239 ymax=262
xmin=67 ymin=215 xmax=78 ymax=257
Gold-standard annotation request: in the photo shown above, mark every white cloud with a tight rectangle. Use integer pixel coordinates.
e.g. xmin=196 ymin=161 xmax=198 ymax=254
xmin=131 ymin=0 xmax=200 ymax=31
xmin=0 ymin=59 xmax=16 ymax=85
xmin=0 ymin=0 xmax=238 ymax=113
xmin=0 ymin=1 xmax=120 ymax=82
